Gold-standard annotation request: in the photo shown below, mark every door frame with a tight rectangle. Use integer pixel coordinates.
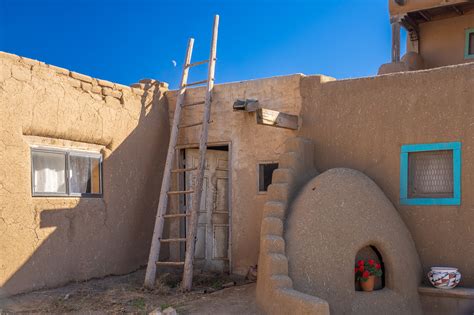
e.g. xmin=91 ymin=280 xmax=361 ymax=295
xmin=175 ymin=141 xmax=233 ymax=273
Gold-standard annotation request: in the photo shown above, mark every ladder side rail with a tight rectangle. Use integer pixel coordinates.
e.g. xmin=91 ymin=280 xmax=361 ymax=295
xmin=182 ymin=15 xmax=219 ymax=291
xmin=144 ymin=38 xmax=195 ymax=289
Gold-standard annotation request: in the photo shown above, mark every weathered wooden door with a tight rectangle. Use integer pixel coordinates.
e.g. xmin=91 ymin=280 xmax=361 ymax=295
xmin=185 ymin=148 xmax=229 ymax=272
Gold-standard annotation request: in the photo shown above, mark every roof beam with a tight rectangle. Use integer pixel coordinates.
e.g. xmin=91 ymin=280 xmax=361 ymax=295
xmin=452 ymin=5 xmax=464 ymax=15
xmin=418 ymin=10 xmax=432 ymax=21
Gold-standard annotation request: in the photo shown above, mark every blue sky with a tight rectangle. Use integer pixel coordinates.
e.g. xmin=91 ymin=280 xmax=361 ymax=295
xmin=0 ymin=0 xmax=406 ymax=89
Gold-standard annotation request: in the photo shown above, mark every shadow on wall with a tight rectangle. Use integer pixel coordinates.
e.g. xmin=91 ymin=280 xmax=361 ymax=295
xmin=0 ymin=86 xmax=170 ymax=298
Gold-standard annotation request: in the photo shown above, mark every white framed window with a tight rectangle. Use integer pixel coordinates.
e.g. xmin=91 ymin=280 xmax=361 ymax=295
xmin=31 ymin=147 xmax=103 ymax=197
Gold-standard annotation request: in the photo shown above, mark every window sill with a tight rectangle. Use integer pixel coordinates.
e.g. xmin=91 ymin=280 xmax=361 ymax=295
xmin=32 ymin=194 xmax=103 ymax=199
xmin=400 ymin=197 xmax=460 ymax=206
xmin=419 ymin=286 xmax=474 ymax=300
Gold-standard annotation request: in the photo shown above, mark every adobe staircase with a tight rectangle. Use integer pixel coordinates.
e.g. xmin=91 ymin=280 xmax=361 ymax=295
xmin=256 ymin=137 xmax=329 ymax=315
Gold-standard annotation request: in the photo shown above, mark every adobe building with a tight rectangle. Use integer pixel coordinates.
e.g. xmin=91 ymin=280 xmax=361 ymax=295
xmin=1 ymin=0 xmax=474 ymax=314
xmin=380 ymin=0 xmax=474 ymax=73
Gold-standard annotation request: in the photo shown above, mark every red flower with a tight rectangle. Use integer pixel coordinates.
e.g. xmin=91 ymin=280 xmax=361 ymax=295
xmin=362 ymin=271 xmax=370 ymax=278
xmin=354 ymin=267 xmax=358 ymax=274
xmin=359 ymin=265 xmax=364 ymax=272
xmin=375 ymin=263 xmax=381 ymax=269
xmin=357 ymin=260 xmax=364 ymax=266
xmin=368 ymin=259 xmax=375 ymax=266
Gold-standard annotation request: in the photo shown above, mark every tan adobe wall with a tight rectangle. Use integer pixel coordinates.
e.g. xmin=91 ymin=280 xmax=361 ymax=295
xmin=165 ymin=75 xmax=303 ymax=275
xmin=0 ymin=52 xmax=170 ymax=297
xmin=298 ymin=62 xmax=474 ymax=288
xmin=418 ymin=12 xmax=474 ymax=68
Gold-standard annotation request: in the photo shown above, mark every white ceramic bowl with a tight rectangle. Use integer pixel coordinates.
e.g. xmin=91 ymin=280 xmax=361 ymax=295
xmin=428 ymin=267 xmax=461 ymax=289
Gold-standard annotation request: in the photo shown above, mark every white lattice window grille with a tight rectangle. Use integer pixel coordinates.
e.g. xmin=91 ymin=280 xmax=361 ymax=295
xmin=400 ymin=142 xmax=461 ymax=206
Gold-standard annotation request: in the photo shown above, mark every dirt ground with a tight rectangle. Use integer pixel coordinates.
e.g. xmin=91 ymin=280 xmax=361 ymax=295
xmin=0 ymin=269 xmax=262 ymax=314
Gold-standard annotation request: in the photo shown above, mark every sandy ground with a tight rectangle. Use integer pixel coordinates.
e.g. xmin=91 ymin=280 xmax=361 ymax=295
xmin=0 ymin=269 xmax=262 ymax=314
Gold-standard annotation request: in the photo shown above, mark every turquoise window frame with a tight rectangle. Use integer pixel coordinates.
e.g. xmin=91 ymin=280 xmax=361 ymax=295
xmin=400 ymin=142 xmax=461 ymax=206
xmin=464 ymin=28 xmax=474 ymax=59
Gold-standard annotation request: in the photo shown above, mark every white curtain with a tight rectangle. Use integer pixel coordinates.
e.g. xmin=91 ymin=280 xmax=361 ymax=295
xmin=69 ymin=155 xmax=91 ymax=194
xmin=33 ymin=152 xmax=66 ymax=193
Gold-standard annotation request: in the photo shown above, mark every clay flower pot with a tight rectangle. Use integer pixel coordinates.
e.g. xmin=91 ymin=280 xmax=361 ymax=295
xmin=360 ymin=275 xmax=375 ymax=292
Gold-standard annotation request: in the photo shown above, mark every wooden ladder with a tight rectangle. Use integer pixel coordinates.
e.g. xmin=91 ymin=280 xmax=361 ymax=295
xmin=144 ymin=15 xmax=219 ymax=291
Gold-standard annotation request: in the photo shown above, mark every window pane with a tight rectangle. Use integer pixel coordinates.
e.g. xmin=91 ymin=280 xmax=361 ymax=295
xmin=32 ymin=151 xmax=66 ymax=194
xmin=69 ymin=155 xmax=92 ymax=194
xmin=408 ymin=150 xmax=453 ymax=198
xmin=469 ymin=32 xmax=474 ymax=55
xmin=91 ymin=157 xmax=101 ymax=194
xmin=259 ymin=163 xmax=279 ymax=192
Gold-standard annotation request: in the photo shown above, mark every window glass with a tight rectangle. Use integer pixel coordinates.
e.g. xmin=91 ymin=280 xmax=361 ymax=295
xmin=91 ymin=157 xmax=101 ymax=194
xmin=259 ymin=163 xmax=279 ymax=192
xmin=69 ymin=155 xmax=92 ymax=194
xmin=32 ymin=151 xmax=67 ymax=194
xmin=469 ymin=32 xmax=474 ymax=55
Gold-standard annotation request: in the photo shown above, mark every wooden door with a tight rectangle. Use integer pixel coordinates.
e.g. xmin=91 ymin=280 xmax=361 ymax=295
xmin=185 ymin=148 xmax=229 ymax=272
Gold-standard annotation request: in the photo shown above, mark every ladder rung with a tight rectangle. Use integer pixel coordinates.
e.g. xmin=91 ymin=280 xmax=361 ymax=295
xmin=160 ymin=238 xmax=186 ymax=243
xmin=179 ymin=121 xmax=203 ymax=129
xmin=167 ymin=190 xmax=194 ymax=195
xmin=185 ymin=80 xmax=208 ymax=87
xmin=187 ymin=60 xmax=209 ymax=68
xmin=156 ymin=261 xmax=185 ymax=267
xmin=163 ymin=213 xmax=190 ymax=219
xmin=171 ymin=167 xmax=198 ymax=173
xmin=182 ymin=101 xmax=205 ymax=108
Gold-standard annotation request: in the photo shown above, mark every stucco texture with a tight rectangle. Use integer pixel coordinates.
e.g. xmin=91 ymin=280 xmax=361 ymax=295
xmin=419 ymin=12 xmax=474 ymax=69
xmin=0 ymin=52 xmax=169 ymax=297
xmin=286 ymin=168 xmax=422 ymax=314
xmin=298 ymin=62 xmax=474 ymax=287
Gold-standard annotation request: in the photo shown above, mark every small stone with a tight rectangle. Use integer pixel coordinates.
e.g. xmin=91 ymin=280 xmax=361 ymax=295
xmin=139 ymin=78 xmax=156 ymax=84
xmin=68 ymin=77 xmax=81 ymax=88
xmin=97 ymin=79 xmax=114 ymax=88
xmin=148 ymin=308 xmax=162 ymax=315
xmin=21 ymin=57 xmax=40 ymax=67
xmin=114 ymin=83 xmax=131 ymax=91
xmin=91 ymin=85 xmax=102 ymax=94
xmin=0 ymin=51 xmax=21 ymax=62
xmin=70 ymin=71 xmax=92 ymax=83
xmin=132 ymin=87 xmax=145 ymax=96
xmin=162 ymin=307 xmax=176 ymax=315
xmin=102 ymin=87 xmax=122 ymax=98
xmin=130 ymin=83 xmax=145 ymax=89
xmin=81 ymin=82 xmax=92 ymax=91
xmin=47 ymin=64 xmax=69 ymax=75
xmin=11 ymin=65 xmax=31 ymax=81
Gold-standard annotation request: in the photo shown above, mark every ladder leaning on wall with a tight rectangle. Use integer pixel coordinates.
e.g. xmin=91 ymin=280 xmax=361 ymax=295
xmin=144 ymin=15 xmax=219 ymax=291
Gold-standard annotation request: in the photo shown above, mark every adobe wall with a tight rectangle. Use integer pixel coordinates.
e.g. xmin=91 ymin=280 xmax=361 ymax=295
xmin=418 ymin=12 xmax=474 ymax=68
xmin=298 ymin=62 xmax=474 ymax=287
xmin=165 ymin=75 xmax=302 ymax=275
xmin=0 ymin=52 xmax=170 ymax=297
